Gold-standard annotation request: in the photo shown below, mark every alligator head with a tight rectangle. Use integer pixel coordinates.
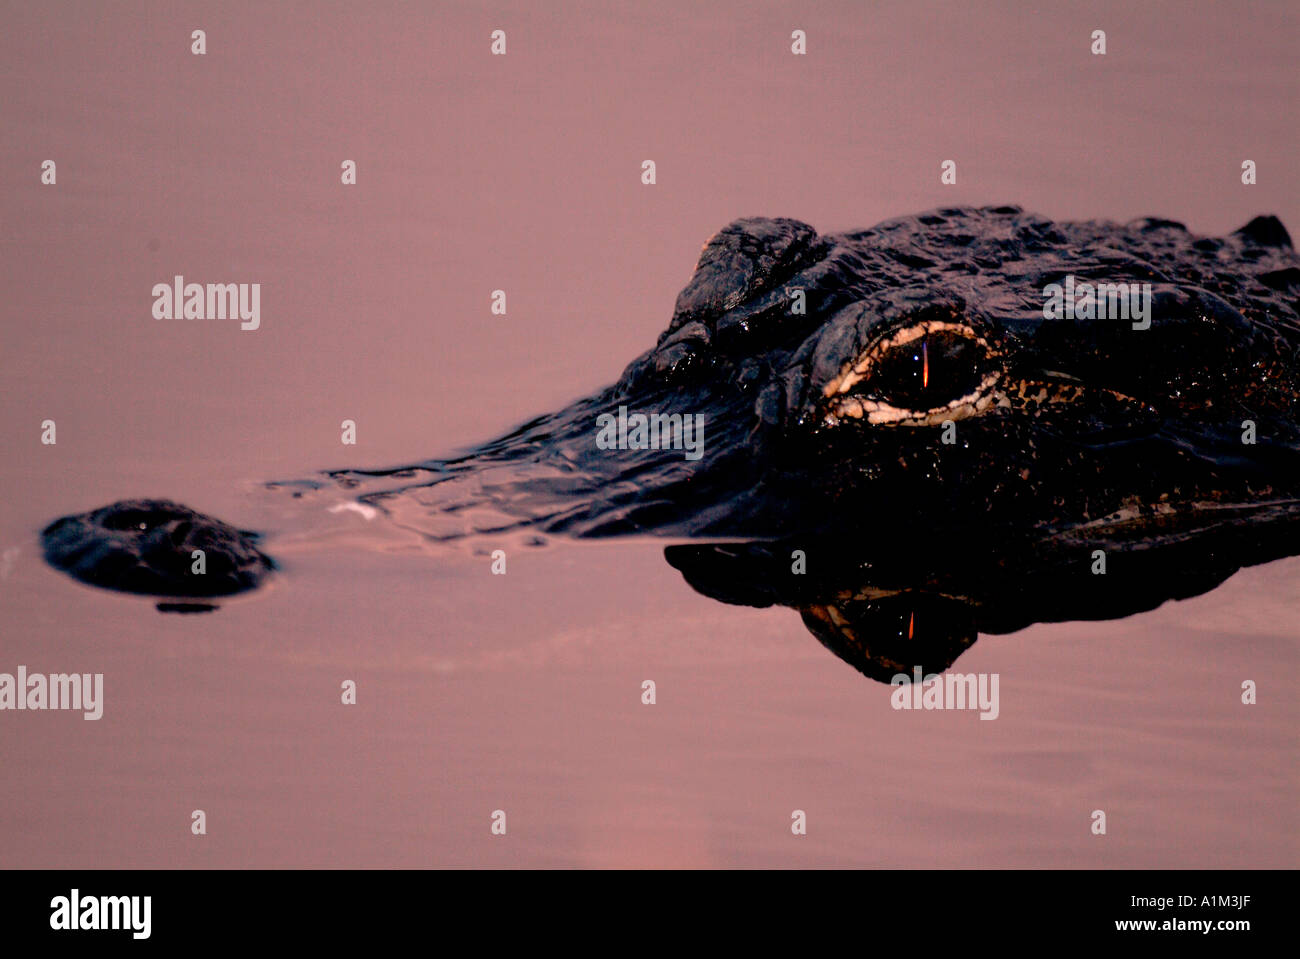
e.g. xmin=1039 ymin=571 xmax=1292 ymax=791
xmin=43 ymin=207 xmax=1300 ymax=676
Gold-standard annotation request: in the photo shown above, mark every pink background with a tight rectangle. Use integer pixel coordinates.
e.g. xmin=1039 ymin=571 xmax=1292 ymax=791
xmin=0 ymin=0 xmax=1296 ymax=866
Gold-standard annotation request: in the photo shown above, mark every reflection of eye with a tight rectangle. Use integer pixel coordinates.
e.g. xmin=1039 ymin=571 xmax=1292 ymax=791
xmin=823 ymin=321 xmax=1000 ymax=426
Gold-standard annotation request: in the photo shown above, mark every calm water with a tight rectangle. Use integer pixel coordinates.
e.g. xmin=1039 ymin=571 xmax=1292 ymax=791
xmin=1 ymin=0 xmax=1296 ymax=867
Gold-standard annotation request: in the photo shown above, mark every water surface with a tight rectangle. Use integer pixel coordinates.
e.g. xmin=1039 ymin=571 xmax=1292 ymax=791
xmin=1 ymin=0 xmax=1296 ymax=867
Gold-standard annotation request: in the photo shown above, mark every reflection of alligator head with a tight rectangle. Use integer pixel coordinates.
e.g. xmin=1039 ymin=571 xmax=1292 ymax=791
xmin=44 ymin=207 xmax=1300 ymax=663
xmin=664 ymin=505 xmax=1300 ymax=682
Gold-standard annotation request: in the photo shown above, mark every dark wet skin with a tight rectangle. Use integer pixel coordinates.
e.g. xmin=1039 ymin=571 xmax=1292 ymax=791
xmin=43 ymin=500 xmax=273 ymax=606
xmin=42 ymin=206 xmax=1300 ymax=679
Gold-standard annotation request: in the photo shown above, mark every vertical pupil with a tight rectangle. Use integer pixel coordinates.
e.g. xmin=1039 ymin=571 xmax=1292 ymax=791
xmin=857 ymin=330 xmax=985 ymax=407
xmin=900 ymin=340 xmax=928 ymax=385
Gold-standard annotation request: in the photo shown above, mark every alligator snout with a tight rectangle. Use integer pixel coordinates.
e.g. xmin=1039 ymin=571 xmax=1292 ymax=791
xmin=42 ymin=499 xmax=274 ymax=600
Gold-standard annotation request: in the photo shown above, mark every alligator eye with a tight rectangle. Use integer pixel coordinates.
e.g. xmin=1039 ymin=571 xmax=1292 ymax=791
xmin=865 ymin=330 xmax=986 ymax=408
xmin=823 ymin=321 xmax=1000 ymax=426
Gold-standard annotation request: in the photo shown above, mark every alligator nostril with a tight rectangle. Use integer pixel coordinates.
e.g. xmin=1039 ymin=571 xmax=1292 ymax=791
xmin=98 ymin=510 xmax=157 ymax=532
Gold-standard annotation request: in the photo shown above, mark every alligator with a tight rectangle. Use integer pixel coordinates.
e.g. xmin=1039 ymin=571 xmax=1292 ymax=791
xmin=41 ymin=206 xmax=1300 ymax=679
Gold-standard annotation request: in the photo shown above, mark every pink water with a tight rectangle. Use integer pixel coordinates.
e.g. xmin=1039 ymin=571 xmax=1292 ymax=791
xmin=1 ymin=0 xmax=1296 ymax=867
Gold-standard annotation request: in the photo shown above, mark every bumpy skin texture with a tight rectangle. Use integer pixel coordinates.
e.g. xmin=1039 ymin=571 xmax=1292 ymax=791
xmin=608 ymin=207 xmax=1299 ymax=537
xmin=42 ymin=499 xmax=274 ymax=598
xmin=40 ymin=208 xmax=1300 ymax=665
xmin=297 ymin=207 xmax=1297 ymax=548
